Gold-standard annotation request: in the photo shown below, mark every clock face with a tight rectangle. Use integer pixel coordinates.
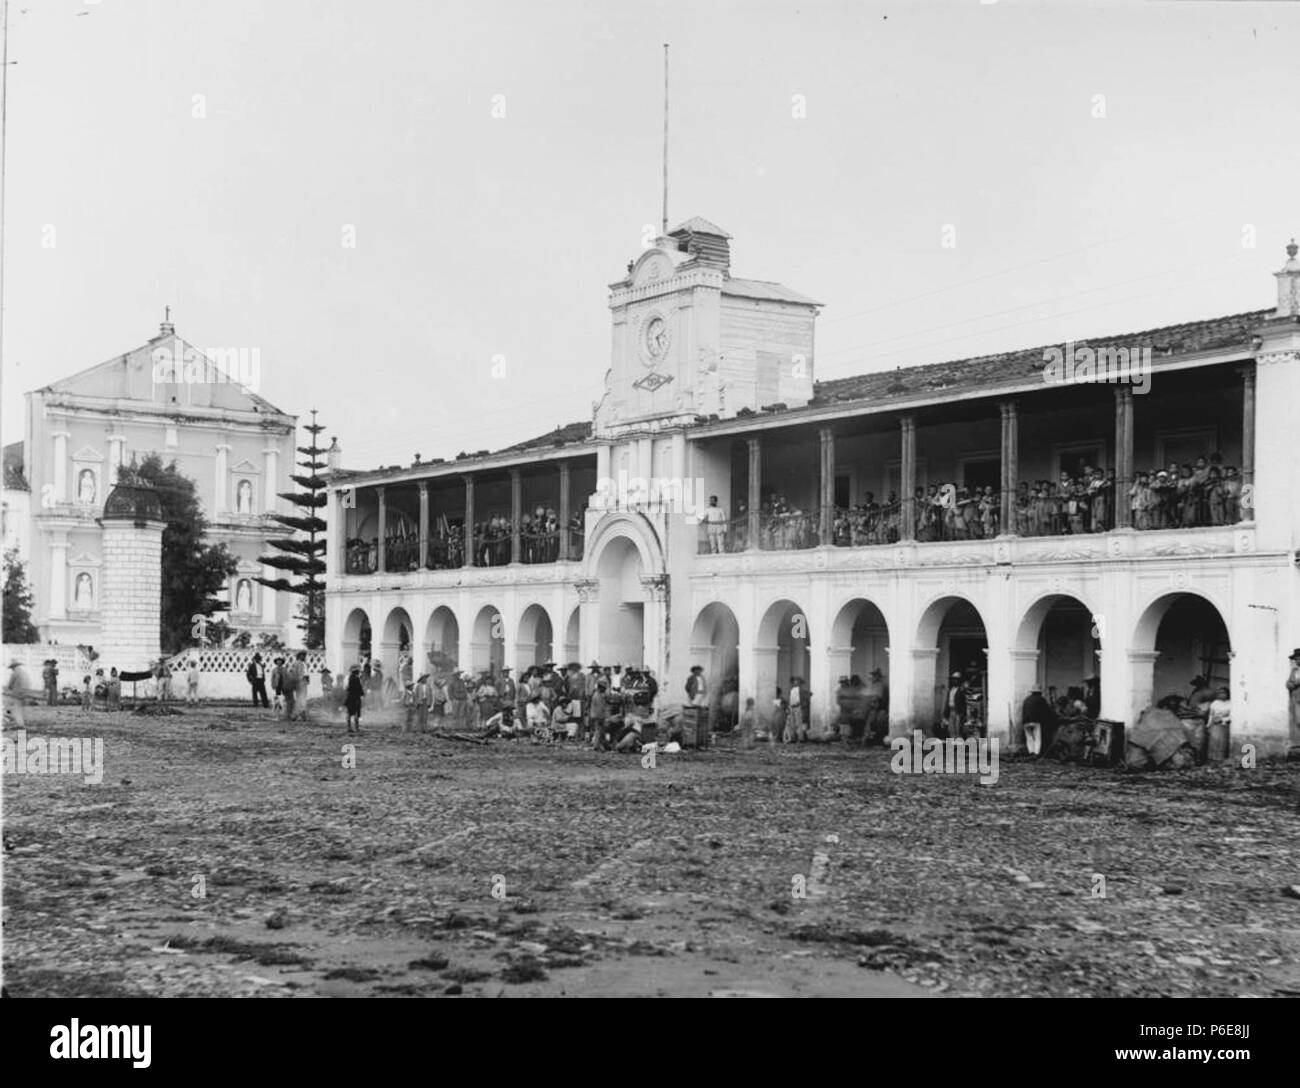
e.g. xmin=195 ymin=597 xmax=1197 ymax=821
xmin=643 ymin=314 xmax=669 ymax=363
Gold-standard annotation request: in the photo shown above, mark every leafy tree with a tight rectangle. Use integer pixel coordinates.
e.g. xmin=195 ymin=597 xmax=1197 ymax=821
xmin=2 ymin=547 xmax=38 ymax=642
xmin=132 ymin=454 xmax=239 ymax=655
xmin=255 ymin=409 xmax=328 ymax=648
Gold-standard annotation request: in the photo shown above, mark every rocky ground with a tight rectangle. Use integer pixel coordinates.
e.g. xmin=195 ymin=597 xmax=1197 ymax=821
xmin=4 ymin=703 xmax=1298 ymax=998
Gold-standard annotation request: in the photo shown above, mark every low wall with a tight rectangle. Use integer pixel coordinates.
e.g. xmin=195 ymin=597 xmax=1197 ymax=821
xmin=162 ymin=647 xmax=328 ymax=700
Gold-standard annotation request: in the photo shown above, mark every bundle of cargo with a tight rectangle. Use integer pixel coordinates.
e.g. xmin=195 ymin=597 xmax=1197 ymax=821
xmin=1124 ymin=706 xmax=1199 ymax=771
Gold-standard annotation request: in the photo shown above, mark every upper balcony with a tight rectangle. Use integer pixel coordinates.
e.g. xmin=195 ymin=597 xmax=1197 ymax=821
xmin=691 ymin=354 xmax=1266 ymax=570
xmin=334 ymin=453 xmax=597 ymax=586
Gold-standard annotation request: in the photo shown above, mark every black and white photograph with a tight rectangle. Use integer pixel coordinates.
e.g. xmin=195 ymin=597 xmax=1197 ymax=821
xmin=0 ymin=0 xmax=1297 ymax=1055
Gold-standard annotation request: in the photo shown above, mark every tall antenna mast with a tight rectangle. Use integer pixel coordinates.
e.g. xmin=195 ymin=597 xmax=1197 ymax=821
xmin=661 ymin=43 xmax=669 ymax=238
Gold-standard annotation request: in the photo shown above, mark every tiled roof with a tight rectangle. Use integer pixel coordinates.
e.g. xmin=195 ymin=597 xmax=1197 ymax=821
xmin=671 ymin=216 xmax=731 ymax=239
xmin=811 ymin=308 xmax=1271 ymax=407
xmin=722 ymin=277 xmax=822 ymax=307
xmin=3 ymin=441 xmax=27 ymax=492
xmin=499 ymin=420 xmax=594 ymax=453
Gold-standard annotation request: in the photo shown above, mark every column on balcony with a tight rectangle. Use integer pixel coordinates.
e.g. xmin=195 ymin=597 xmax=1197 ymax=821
xmin=49 ymin=531 xmax=69 ymax=619
xmin=999 ymin=401 xmax=1018 ymax=534
xmin=1113 ymin=388 xmax=1134 ymax=528
xmin=1240 ymin=363 xmax=1255 ymax=518
xmin=746 ymin=436 xmax=761 ymax=549
xmin=418 ymin=482 xmax=429 ymax=569
xmin=376 ymin=486 xmax=387 ymax=572
xmin=818 ymin=425 xmax=834 ymax=545
xmin=510 ymin=468 xmax=522 ymax=563
xmin=558 ymin=461 xmax=571 ymax=560
xmin=899 ymin=415 xmax=916 ymax=540
xmin=463 ymin=474 xmax=475 ymax=567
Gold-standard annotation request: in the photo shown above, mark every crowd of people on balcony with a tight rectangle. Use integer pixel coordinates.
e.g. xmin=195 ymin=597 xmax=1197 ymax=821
xmin=344 ymin=507 xmax=586 ymax=573
xmin=699 ymin=449 xmax=1249 ymax=554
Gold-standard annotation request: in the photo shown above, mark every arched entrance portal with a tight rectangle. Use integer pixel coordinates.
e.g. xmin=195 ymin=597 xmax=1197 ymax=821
xmin=425 ymin=606 xmax=459 ymax=673
xmin=829 ymin=598 xmax=890 ymax=738
xmin=915 ymin=596 xmax=989 ymax=734
xmin=342 ymin=607 xmax=371 ymax=668
xmin=1015 ymin=594 xmax=1101 ymax=708
xmin=596 ymin=536 xmax=645 ymax=668
xmin=756 ymin=599 xmax=811 ymax=735
xmin=382 ymin=607 xmax=414 ymax=681
xmin=471 ymin=604 xmax=505 ymax=675
xmin=1134 ymin=593 xmax=1231 ymax=718
xmin=517 ymin=604 xmax=554 ymax=672
xmin=690 ymin=602 xmax=740 ymax=730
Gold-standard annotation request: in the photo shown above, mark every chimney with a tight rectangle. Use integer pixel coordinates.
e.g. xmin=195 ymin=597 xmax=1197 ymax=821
xmin=327 ymin=436 xmax=341 ymax=472
xmin=1275 ymin=238 xmax=1300 ymax=318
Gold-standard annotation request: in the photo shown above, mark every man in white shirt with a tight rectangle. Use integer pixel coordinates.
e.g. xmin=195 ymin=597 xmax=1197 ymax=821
xmin=702 ymin=495 xmax=727 ymax=553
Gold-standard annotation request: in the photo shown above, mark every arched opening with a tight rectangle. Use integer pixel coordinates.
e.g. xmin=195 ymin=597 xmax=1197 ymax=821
xmin=690 ymin=602 xmax=740 ymax=731
xmin=342 ymin=607 xmax=371 ymax=667
xmin=1133 ymin=593 xmax=1231 ymax=718
xmin=830 ymin=598 xmax=891 ymax=741
xmin=471 ymin=604 xmax=505 ymax=676
xmin=382 ymin=607 xmax=414 ymax=683
xmin=517 ymin=604 xmax=554 ymax=672
xmin=424 ymin=606 xmax=460 ymax=674
xmin=564 ymin=606 xmax=580 ymax=666
xmin=595 ymin=535 xmax=645 ymax=668
xmin=756 ymin=598 xmax=811 ymax=735
xmin=1014 ymin=593 xmax=1101 ymax=714
xmin=915 ymin=596 xmax=989 ymax=735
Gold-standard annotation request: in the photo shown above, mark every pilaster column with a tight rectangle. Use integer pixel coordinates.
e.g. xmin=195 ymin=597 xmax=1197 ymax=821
xmin=261 ymin=564 xmax=278 ymax=626
xmin=418 ymin=482 xmax=430 ymax=569
xmin=999 ymin=402 xmax=1018 ymax=533
xmin=747 ymin=436 xmax=761 ymax=549
xmin=376 ymin=486 xmax=387 ymax=573
xmin=214 ymin=443 xmax=231 ymax=515
xmin=107 ymin=434 xmax=125 ymax=485
xmin=899 ymin=416 xmax=916 ymax=540
xmin=510 ymin=468 xmax=522 ymax=564
xmin=558 ymin=461 xmax=572 ymax=560
xmin=263 ymin=447 xmax=280 ymax=513
xmin=1113 ymin=388 xmax=1134 ymax=528
xmin=52 ymin=431 xmax=70 ymax=503
xmin=464 ymin=475 xmax=475 ymax=567
xmin=49 ymin=532 xmax=69 ymax=620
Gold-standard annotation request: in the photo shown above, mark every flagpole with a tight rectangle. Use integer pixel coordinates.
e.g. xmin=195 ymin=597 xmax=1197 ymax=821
xmin=661 ymin=42 xmax=669 ymax=238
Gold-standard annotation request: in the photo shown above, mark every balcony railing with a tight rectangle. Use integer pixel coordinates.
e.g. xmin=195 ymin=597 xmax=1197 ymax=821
xmin=343 ymin=526 xmax=584 ymax=575
xmin=698 ymin=480 xmax=1254 ymax=555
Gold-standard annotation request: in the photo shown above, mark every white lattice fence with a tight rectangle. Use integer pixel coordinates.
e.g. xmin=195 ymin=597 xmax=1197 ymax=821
xmin=163 ymin=648 xmax=327 ymax=700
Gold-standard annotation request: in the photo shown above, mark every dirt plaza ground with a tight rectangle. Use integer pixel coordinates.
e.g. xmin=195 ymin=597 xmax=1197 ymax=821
xmin=3 ymin=704 xmax=1299 ymax=998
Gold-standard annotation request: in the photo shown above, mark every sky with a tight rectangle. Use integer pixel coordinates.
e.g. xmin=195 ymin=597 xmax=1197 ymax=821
xmin=2 ymin=0 xmax=1297 ymax=470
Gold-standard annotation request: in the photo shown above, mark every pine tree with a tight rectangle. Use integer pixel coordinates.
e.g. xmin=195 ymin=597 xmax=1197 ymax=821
xmin=2 ymin=547 xmax=39 ymax=643
xmin=255 ymin=409 xmax=328 ymax=648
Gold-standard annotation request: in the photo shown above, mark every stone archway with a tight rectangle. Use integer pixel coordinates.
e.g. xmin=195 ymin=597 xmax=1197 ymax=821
xmin=755 ymin=598 xmax=811 ymax=735
xmin=915 ymin=595 xmax=988 ymax=734
xmin=342 ymin=607 xmax=371 ymax=667
xmin=593 ymin=535 xmax=647 ymax=669
xmin=517 ymin=603 xmax=555 ymax=672
xmin=690 ymin=602 xmax=741 ymax=730
xmin=425 ymin=605 xmax=459 ymax=672
xmin=1132 ymin=592 xmax=1231 ymax=719
xmin=471 ymin=604 xmax=505 ymax=675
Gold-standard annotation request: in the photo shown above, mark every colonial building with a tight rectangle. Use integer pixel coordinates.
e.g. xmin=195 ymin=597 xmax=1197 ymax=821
xmin=326 ymin=223 xmax=1300 ymax=755
xmin=14 ymin=316 xmax=298 ymax=647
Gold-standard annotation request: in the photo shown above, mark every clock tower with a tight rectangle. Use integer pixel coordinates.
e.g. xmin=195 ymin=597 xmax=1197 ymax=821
xmin=594 ymin=216 xmax=822 ymax=436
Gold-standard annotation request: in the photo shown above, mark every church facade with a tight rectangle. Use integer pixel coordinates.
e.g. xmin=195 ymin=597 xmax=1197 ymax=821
xmin=14 ymin=317 xmax=298 ymax=648
xmin=325 ymin=222 xmax=1300 ymax=755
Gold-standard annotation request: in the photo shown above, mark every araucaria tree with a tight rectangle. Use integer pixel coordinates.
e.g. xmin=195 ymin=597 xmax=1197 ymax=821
xmin=3 ymin=547 xmax=39 ymax=643
xmin=133 ymin=455 xmax=240 ymax=654
xmin=255 ymin=409 xmax=327 ymax=649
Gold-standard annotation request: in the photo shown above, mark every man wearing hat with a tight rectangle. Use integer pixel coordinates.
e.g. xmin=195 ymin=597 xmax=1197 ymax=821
xmin=499 ymin=666 xmax=517 ymax=708
xmin=1188 ymin=675 xmax=1214 ymax=719
xmin=6 ymin=660 xmax=32 ymax=727
xmin=865 ymin=667 xmax=888 ymax=744
xmin=412 ymin=673 xmax=432 ymax=733
xmin=943 ymin=671 xmax=965 ymax=739
xmin=1021 ymin=684 xmax=1056 ymax=756
xmin=1287 ymin=649 xmax=1300 ymax=751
